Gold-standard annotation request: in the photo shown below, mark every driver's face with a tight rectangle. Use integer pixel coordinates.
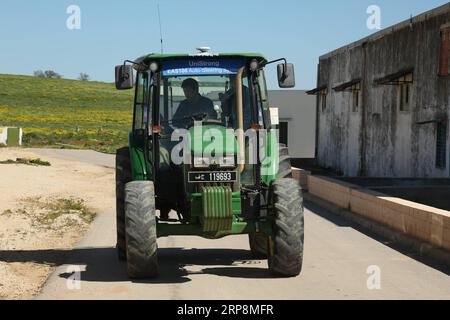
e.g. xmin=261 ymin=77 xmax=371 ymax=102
xmin=183 ymin=87 xmax=197 ymax=100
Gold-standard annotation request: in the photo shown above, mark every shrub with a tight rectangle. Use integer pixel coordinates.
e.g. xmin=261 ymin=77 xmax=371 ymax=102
xmin=78 ymin=73 xmax=90 ymax=81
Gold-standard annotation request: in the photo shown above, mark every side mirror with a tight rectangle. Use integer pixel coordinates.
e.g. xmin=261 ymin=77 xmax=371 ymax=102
xmin=115 ymin=65 xmax=134 ymax=90
xmin=277 ymin=63 xmax=295 ymax=88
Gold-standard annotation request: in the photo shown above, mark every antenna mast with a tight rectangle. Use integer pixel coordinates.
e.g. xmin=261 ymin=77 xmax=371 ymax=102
xmin=157 ymin=4 xmax=164 ymax=54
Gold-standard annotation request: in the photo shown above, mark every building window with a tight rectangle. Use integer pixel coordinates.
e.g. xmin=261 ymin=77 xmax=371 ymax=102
xmin=436 ymin=121 xmax=447 ymax=169
xmin=306 ymin=86 xmax=328 ymax=112
xmin=374 ymin=69 xmax=414 ymax=112
xmin=332 ymin=79 xmax=361 ymax=113
xmin=351 ymin=83 xmax=361 ymax=112
xmin=439 ymin=25 xmax=450 ymax=77
xmin=398 ymin=74 xmax=413 ymax=112
xmin=319 ymin=89 xmax=327 ymax=112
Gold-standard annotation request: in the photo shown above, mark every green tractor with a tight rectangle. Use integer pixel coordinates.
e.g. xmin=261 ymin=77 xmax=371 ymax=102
xmin=114 ymin=48 xmax=304 ymax=278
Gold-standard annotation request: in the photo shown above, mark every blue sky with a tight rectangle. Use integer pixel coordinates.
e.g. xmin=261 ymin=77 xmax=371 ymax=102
xmin=0 ymin=0 xmax=448 ymax=89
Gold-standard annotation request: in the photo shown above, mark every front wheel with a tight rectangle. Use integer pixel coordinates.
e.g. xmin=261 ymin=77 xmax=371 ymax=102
xmin=125 ymin=181 xmax=159 ymax=278
xmin=268 ymin=178 xmax=304 ymax=277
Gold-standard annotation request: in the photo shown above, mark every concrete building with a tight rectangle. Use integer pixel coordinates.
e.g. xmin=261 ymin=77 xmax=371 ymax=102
xmin=308 ymin=3 xmax=450 ymax=178
xmin=269 ymin=90 xmax=316 ymax=160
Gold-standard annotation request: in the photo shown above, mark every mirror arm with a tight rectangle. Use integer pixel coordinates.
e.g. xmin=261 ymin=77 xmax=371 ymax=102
xmin=259 ymin=58 xmax=288 ymax=79
xmin=123 ymin=60 xmax=142 ymax=67
xmin=122 ymin=60 xmax=146 ymax=77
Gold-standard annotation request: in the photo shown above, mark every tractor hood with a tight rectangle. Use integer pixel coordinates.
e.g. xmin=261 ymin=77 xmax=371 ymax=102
xmin=189 ymin=124 xmax=238 ymax=156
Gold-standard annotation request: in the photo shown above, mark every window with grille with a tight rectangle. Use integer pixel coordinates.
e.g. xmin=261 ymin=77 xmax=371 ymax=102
xmin=351 ymin=83 xmax=361 ymax=112
xmin=436 ymin=121 xmax=447 ymax=169
xmin=319 ymin=89 xmax=327 ymax=112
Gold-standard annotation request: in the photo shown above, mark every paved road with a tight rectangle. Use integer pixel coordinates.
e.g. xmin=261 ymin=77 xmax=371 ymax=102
xmin=33 ymin=148 xmax=115 ymax=168
xmin=34 ymin=150 xmax=450 ymax=300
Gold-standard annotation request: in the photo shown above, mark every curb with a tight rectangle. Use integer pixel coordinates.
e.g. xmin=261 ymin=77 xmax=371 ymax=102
xmin=304 ymin=192 xmax=450 ymax=268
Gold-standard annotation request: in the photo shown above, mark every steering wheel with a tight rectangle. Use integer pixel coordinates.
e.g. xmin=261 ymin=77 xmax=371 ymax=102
xmin=188 ymin=112 xmax=225 ymax=127
xmin=188 ymin=113 xmax=208 ymax=122
xmin=172 ymin=112 xmax=225 ymax=129
xmin=169 ymin=113 xmax=207 ymax=129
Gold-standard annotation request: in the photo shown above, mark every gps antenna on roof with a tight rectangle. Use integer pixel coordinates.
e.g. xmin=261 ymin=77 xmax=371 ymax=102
xmin=195 ymin=47 xmax=213 ymax=56
xmin=157 ymin=4 xmax=164 ymax=54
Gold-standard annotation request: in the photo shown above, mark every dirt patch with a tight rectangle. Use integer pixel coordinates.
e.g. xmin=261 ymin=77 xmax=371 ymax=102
xmin=0 ymin=148 xmax=114 ymax=299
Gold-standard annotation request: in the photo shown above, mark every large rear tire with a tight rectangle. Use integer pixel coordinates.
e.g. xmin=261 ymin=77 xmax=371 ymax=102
xmin=125 ymin=181 xmax=159 ymax=278
xmin=268 ymin=178 xmax=304 ymax=277
xmin=248 ymin=144 xmax=293 ymax=258
xmin=278 ymin=143 xmax=293 ymax=178
xmin=116 ymin=147 xmax=131 ymax=261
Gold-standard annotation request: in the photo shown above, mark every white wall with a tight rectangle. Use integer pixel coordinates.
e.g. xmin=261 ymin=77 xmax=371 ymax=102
xmin=269 ymin=90 xmax=316 ymax=159
xmin=0 ymin=127 xmax=7 ymax=145
xmin=0 ymin=127 xmax=23 ymax=146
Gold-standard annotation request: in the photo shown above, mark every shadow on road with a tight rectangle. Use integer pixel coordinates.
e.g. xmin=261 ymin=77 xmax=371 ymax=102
xmin=0 ymin=247 xmax=271 ymax=284
xmin=304 ymin=200 xmax=450 ymax=276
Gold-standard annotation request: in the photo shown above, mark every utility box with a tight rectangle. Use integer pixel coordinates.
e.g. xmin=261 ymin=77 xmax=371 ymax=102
xmin=0 ymin=127 xmax=23 ymax=147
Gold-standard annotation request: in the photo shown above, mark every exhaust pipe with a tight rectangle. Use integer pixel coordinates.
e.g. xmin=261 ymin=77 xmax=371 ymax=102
xmin=236 ymin=67 xmax=245 ymax=173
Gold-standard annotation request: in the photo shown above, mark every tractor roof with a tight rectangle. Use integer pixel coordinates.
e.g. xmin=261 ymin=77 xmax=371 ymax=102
xmin=134 ymin=53 xmax=267 ymax=67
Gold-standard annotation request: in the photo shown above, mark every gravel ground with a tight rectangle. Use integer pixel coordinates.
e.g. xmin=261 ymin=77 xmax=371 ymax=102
xmin=0 ymin=148 xmax=114 ymax=299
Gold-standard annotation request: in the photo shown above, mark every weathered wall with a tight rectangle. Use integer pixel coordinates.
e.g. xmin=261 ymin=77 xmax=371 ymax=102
xmin=317 ymin=47 xmax=364 ymax=176
xmin=317 ymin=5 xmax=450 ymax=178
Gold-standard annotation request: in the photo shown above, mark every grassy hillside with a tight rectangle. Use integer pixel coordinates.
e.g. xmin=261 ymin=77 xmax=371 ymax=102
xmin=0 ymin=74 xmax=134 ymax=153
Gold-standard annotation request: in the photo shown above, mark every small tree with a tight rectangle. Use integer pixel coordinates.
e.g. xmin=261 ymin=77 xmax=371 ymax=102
xmin=44 ymin=70 xmax=62 ymax=79
xmin=78 ymin=73 xmax=90 ymax=81
xmin=34 ymin=70 xmax=62 ymax=79
xmin=33 ymin=70 xmax=45 ymax=78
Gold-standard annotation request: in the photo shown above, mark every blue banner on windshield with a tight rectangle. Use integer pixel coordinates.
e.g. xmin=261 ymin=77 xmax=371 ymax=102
xmin=162 ymin=59 xmax=244 ymax=76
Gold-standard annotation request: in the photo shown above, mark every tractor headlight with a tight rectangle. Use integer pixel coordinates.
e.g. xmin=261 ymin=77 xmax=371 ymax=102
xmin=193 ymin=156 xmax=210 ymax=168
xmin=150 ymin=62 xmax=159 ymax=73
xmin=250 ymin=59 xmax=259 ymax=72
xmin=219 ymin=156 xmax=235 ymax=167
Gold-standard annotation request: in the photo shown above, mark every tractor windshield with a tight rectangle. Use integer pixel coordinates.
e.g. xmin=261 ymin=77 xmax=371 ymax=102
xmin=159 ymin=74 xmax=252 ymax=133
xmin=158 ymin=59 xmax=253 ymax=134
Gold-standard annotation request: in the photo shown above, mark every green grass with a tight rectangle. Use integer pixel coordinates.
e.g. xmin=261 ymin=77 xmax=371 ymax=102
xmin=0 ymin=159 xmax=16 ymax=165
xmin=24 ymin=196 xmax=97 ymax=225
xmin=0 ymin=74 xmax=134 ymax=153
xmin=0 ymin=158 xmax=51 ymax=166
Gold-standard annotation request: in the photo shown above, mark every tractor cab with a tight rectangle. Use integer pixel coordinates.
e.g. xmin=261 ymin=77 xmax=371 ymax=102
xmin=114 ymin=49 xmax=303 ymax=279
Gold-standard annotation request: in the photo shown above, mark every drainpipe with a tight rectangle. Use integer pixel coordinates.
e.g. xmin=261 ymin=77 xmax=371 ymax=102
xmin=360 ymin=42 xmax=368 ymax=177
xmin=236 ymin=67 xmax=245 ymax=173
xmin=314 ymin=63 xmax=320 ymax=161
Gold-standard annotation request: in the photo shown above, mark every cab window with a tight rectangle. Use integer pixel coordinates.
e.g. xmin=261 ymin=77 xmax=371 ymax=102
xmin=254 ymin=70 xmax=269 ymax=127
xmin=134 ymin=72 xmax=149 ymax=130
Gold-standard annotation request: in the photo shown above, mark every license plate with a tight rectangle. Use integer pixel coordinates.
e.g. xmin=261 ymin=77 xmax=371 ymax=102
xmin=188 ymin=171 xmax=237 ymax=183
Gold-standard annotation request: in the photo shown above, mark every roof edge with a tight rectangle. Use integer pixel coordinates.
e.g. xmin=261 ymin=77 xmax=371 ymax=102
xmin=134 ymin=53 xmax=267 ymax=65
xmin=319 ymin=3 xmax=450 ymax=60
